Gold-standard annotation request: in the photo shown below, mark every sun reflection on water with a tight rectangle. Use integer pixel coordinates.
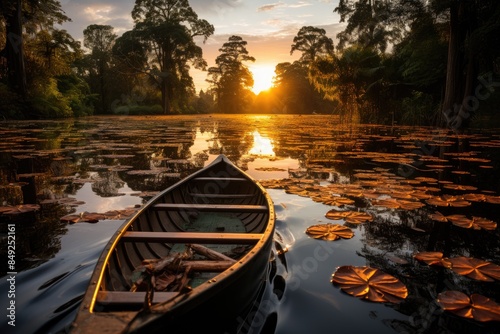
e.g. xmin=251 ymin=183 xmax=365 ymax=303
xmin=249 ymin=131 xmax=275 ymax=156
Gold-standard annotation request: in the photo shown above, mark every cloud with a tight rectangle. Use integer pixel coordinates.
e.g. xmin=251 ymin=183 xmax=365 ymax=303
xmin=59 ymin=0 xmax=134 ymax=41
xmin=288 ymin=1 xmax=313 ymax=8
xmin=190 ymin=0 xmax=243 ymax=14
xmin=258 ymin=1 xmax=312 ymax=12
xmin=257 ymin=2 xmax=286 ymax=12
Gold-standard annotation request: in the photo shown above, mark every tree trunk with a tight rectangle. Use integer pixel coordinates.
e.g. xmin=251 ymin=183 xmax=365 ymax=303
xmin=160 ymin=56 xmax=171 ymax=114
xmin=161 ymin=80 xmax=170 ymax=114
xmin=5 ymin=0 xmax=27 ymax=97
xmin=100 ymin=60 xmax=106 ymax=113
xmin=441 ymin=0 xmax=466 ymax=129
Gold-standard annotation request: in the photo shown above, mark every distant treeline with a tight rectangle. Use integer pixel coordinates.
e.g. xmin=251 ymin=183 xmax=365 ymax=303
xmin=1 ymin=0 xmax=499 ymax=129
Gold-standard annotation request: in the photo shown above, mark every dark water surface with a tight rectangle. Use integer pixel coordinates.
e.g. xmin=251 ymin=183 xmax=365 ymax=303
xmin=1 ymin=115 xmax=499 ymax=333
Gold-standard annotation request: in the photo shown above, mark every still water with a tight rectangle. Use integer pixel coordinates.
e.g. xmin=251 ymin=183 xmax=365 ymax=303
xmin=1 ymin=115 xmax=499 ymax=333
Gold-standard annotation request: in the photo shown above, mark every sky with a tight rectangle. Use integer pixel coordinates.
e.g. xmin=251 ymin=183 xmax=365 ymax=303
xmin=58 ymin=0 xmax=345 ymax=93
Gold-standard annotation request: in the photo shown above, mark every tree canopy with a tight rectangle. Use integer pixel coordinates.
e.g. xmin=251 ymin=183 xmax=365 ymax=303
xmin=130 ymin=0 xmax=214 ymax=114
xmin=207 ymin=35 xmax=255 ymax=113
xmin=0 ymin=0 xmax=499 ymax=124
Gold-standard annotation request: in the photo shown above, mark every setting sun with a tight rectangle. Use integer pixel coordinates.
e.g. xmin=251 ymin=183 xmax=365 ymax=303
xmin=250 ymin=65 xmax=275 ymax=94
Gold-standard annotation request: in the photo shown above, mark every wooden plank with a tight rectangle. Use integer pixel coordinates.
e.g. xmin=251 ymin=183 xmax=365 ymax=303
xmin=192 ymin=177 xmax=249 ymax=182
xmin=153 ymin=203 xmax=268 ymax=213
xmin=188 ymin=193 xmax=255 ymax=199
xmin=179 ymin=260 xmax=234 ymax=272
xmin=96 ymin=291 xmax=177 ymax=306
xmin=122 ymin=231 xmax=262 ymax=244
xmin=188 ymin=244 xmax=236 ymax=262
xmin=143 ymin=260 xmax=235 ymax=272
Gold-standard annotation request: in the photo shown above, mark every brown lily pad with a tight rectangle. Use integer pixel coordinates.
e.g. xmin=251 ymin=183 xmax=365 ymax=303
xmin=485 ymin=195 xmax=500 ymax=204
xmin=413 ymin=251 xmax=451 ymax=267
xmin=447 ymin=215 xmax=497 ymax=231
xmin=429 ymin=211 xmax=448 ymax=223
xmin=437 ymin=291 xmax=500 ymax=322
xmin=429 ymin=212 xmax=497 ymax=230
xmin=325 ymin=210 xmax=373 ymax=224
xmin=426 ymin=195 xmax=471 ymax=207
xmin=305 ymin=223 xmax=354 ymax=241
xmin=331 ymin=265 xmax=408 ymax=303
xmin=312 ymin=195 xmax=355 ymax=206
xmin=447 ymin=257 xmax=500 ymax=282
xmin=0 ymin=204 xmax=40 ymax=215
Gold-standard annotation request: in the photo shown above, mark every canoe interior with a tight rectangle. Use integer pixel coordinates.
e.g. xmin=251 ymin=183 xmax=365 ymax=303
xmin=94 ymin=156 xmax=272 ymax=312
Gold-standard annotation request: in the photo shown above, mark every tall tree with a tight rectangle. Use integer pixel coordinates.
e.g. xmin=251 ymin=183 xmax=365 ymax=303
xmin=310 ymin=46 xmax=382 ymax=123
xmin=290 ymin=26 xmax=334 ymax=65
xmin=0 ymin=0 xmax=70 ymax=98
xmin=272 ymin=61 xmax=333 ymax=114
xmin=110 ymin=30 xmax=149 ymax=104
xmin=334 ymin=0 xmax=396 ymax=53
xmin=207 ymin=36 xmax=255 ymax=113
xmin=1 ymin=0 xmax=27 ymax=96
xmin=334 ymin=0 xmax=500 ymax=128
xmin=131 ymin=0 xmax=214 ymax=114
xmin=438 ymin=0 xmax=500 ymax=129
xmin=83 ymin=24 xmax=116 ymax=113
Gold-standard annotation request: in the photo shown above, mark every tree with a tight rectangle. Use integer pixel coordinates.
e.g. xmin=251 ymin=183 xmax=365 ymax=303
xmin=109 ymin=30 xmax=149 ymax=108
xmin=83 ymin=24 xmax=116 ymax=113
xmin=310 ymin=46 xmax=382 ymax=123
xmin=439 ymin=0 xmax=500 ymax=129
xmin=207 ymin=35 xmax=255 ymax=113
xmin=290 ymin=26 xmax=334 ymax=65
xmin=388 ymin=9 xmax=448 ymax=124
xmin=1 ymin=0 xmax=27 ymax=96
xmin=131 ymin=0 xmax=214 ymax=114
xmin=334 ymin=0 xmax=396 ymax=53
xmin=271 ymin=61 xmax=333 ymax=114
xmin=0 ymin=0 xmax=70 ymax=98
xmin=334 ymin=0 xmax=500 ymax=129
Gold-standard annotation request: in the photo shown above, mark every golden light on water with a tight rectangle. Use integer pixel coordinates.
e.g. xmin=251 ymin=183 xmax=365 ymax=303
xmin=249 ymin=131 xmax=275 ymax=156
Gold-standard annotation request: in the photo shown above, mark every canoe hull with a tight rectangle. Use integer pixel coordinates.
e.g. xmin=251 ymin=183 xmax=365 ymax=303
xmin=71 ymin=155 xmax=275 ymax=333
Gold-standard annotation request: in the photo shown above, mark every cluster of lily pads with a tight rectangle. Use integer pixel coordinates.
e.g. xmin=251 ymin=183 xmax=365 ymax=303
xmin=260 ymin=167 xmax=500 ymax=322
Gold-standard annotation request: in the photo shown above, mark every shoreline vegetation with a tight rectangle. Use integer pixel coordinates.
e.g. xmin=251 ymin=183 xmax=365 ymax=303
xmin=1 ymin=1 xmax=499 ymax=128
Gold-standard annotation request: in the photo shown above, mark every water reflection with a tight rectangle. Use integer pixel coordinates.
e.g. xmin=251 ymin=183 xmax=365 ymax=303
xmin=0 ymin=116 xmax=500 ymax=333
xmin=191 ymin=125 xmax=222 ymax=164
xmin=249 ymin=131 xmax=275 ymax=156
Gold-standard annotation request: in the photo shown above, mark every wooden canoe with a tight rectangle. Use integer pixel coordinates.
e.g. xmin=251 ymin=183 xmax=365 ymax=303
xmin=71 ymin=154 xmax=275 ymax=333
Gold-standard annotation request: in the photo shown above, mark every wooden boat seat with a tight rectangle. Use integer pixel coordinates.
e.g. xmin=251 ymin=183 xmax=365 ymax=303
xmin=152 ymin=203 xmax=268 ymax=213
xmin=192 ymin=177 xmax=249 ymax=182
xmin=188 ymin=193 xmax=256 ymax=199
xmin=96 ymin=291 xmax=177 ymax=306
xmin=122 ymin=231 xmax=262 ymax=244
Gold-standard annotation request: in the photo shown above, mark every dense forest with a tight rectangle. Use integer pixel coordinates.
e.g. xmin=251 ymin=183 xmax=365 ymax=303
xmin=1 ymin=0 xmax=499 ymax=129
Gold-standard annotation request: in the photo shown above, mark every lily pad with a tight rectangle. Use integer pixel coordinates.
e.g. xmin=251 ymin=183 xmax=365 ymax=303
xmin=325 ymin=210 xmax=373 ymax=224
xmin=447 ymin=215 xmax=497 ymax=231
xmin=447 ymin=257 xmax=500 ymax=282
xmin=437 ymin=291 xmax=500 ymax=322
xmin=429 ymin=211 xmax=448 ymax=223
xmin=413 ymin=251 xmax=451 ymax=267
xmin=372 ymin=198 xmax=425 ymax=210
xmin=0 ymin=204 xmax=40 ymax=215
xmin=305 ymin=223 xmax=354 ymax=241
xmin=429 ymin=212 xmax=497 ymax=230
xmin=331 ymin=265 xmax=408 ymax=303
xmin=312 ymin=195 xmax=355 ymax=206
xmin=426 ymin=195 xmax=471 ymax=207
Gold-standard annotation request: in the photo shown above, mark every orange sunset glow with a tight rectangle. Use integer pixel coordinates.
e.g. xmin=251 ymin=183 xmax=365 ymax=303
xmin=249 ymin=65 xmax=276 ymax=94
